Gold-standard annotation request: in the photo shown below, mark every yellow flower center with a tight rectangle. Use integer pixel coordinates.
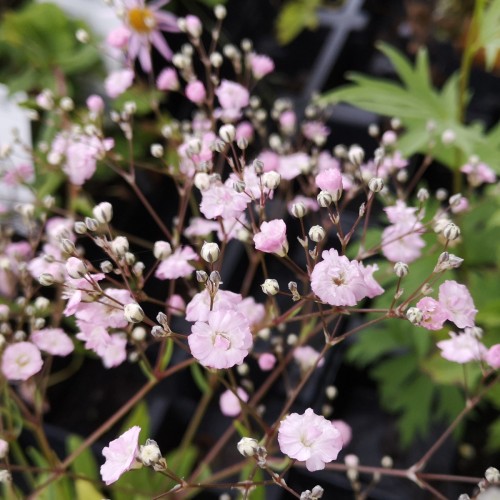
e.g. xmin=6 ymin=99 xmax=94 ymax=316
xmin=128 ymin=8 xmax=156 ymax=33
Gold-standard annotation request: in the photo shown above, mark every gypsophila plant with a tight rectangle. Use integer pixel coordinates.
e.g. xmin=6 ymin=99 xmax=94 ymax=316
xmin=0 ymin=1 xmax=499 ymax=499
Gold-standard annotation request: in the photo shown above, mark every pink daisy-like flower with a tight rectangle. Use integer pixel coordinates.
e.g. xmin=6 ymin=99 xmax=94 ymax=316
xmin=381 ymin=224 xmax=425 ymax=264
xmin=278 ymin=408 xmax=343 ymax=471
xmin=31 ymin=328 xmax=74 ymax=356
xmin=100 ymin=426 xmax=141 ymax=485
xmin=122 ymin=0 xmax=179 ymax=73
xmin=438 ymin=280 xmax=477 ymax=329
xmin=215 ymin=80 xmax=250 ymax=119
xmin=437 ymin=329 xmax=487 ymax=364
xmin=253 ymin=219 xmax=289 ymax=256
xmin=188 ymin=309 xmax=253 ymax=369
xmin=219 ymin=387 xmax=249 ymax=417
xmin=416 ymin=297 xmax=448 ymax=331
xmin=311 ymin=249 xmax=381 ymax=307
xmin=155 ymin=246 xmax=198 ymax=280
xmin=1 ymin=342 xmax=43 ymax=381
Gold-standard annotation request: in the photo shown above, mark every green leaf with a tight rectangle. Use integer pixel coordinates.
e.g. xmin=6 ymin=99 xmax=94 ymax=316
xmin=66 ymin=435 xmax=99 ymax=482
xmin=486 ymin=417 xmax=500 ymax=452
xmin=159 ymin=338 xmax=174 ymax=371
xmin=275 ymin=0 xmax=321 ymax=45
xmin=120 ymin=401 xmax=150 ymax=439
xmin=75 ymin=480 xmax=102 ymax=500
xmin=190 ymin=362 xmax=210 ymax=394
xmin=113 ymin=87 xmax=164 ymax=116
xmin=421 ymin=352 xmax=482 ymax=387
xmin=476 ymin=0 xmax=500 ymax=71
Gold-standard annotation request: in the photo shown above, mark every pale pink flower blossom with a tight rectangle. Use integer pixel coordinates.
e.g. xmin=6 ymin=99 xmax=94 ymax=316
xmin=253 ymin=219 xmax=288 ymax=256
xmin=200 ymin=182 xmax=248 ymax=220
xmin=278 ymin=152 xmax=309 ymax=180
xmin=155 ymin=246 xmax=198 ymax=280
xmin=315 ymin=167 xmax=342 ymax=194
xmin=485 ymin=345 xmax=500 ymax=369
xmin=185 ymin=80 xmax=206 ymax=104
xmin=381 ymin=224 xmax=426 ymax=263
xmin=294 ymin=346 xmax=324 ymax=371
xmin=178 ymin=132 xmax=216 ymax=176
xmin=278 ymin=408 xmax=343 ymax=471
xmin=332 ymin=420 xmax=352 ymax=447
xmin=2 ymin=163 xmax=34 ymax=186
xmin=63 ymin=273 xmax=105 ymax=316
xmin=1 ymin=342 xmax=43 ymax=381
xmin=0 ymin=439 xmax=8 ymax=460
xmin=215 ymin=80 xmax=249 ymax=118
xmin=76 ymin=323 xmax=111 ymax=355
xmin=106 ymin=26 xmax=131 ymax=49
xmin=100 ymin=426 xmax=141 ymax=485
xmin=45 ymin=217 xmax=75 ymax=244
xmin=461 ymin=161 xmax=496 ymax=187
xmin=236 ymin=297 xmax=265 ymax=327
xmin=86 ymin=94 xmax=104 ymax=114
xmin=166 ymin=294 xmax=185 ymax=316
xmin=219 ymin=387 xmax=248 ymax=417
xmin=356 ymin=263 xmax=384 ymax=298
xmin=188 ymin=310 xmax=253 ymax=369
xmin=156 ymin=67 xmax=179 ymax=90
xmin=311 ymin=249 xmax=381 ymax=306
xmin=279 ymin=110 xmax=296 ymax=132
xmin=438 ymin=280 xmax=477 ymax=329
xmin=235 ymin=121 xmax=254 ymax=142
xmin=258 ymin=353 xmax=276 ymax=371
xmin=100 ymin=335 xmax=128 ymax=368
xmin=416 ymin=297 xmax=447 ymax=331
xmin=258 ymin=150 xmax=280 ymax=172
xmin=186 ymin=289 xmax=242 ymax=323
xmin=31 ymin=328 xmax=74 ymax=356
xmin=302 ymin=121 xmax=330 ymax=142
xmin=437 ymin=330 xmax=487 ymax=364
xmin=122 ymin=0 xmax=179 ymax=73
xmin=184 ymin=217 xmax=219 ymax=238
xmin=105 ymin=69 xmax=134 ymax=98
xmin=248 ymin=53 xmax=275 ymax=79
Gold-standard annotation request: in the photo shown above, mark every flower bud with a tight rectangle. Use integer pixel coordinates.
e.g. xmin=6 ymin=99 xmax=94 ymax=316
xmin=214 ymin=4 xmax=227 ymax=19
xmin=124 ymin=303 xmax=144 ymax=323
xmin=261 ymin=279 xmax=279 ymax=295
xmin=237 ymin=137 xmax=248 ymax=150
xmin=153 ymin=241 xmax=172 ymax=260
xmin=417 ymin=188 xmax=429 ymax=202
xmin=150 ymin=144 xmax=164 ymax=158
xmin=443 ymin=222 xmax=460 ymax=241
xmin=100 ymin=260 xmax=113 ymax=273
xmin=381 ymin=456 xmax=393 ymax=468
xmin=485 ymin=467 xmax=500 ymax=483
xmin=196 ymin=270 xmax=208 ymax=283
xmin=74 ymin=221 xmax=88 ymax=234
xmin=262 ymin=171 xmax=280 ymax=190
xmin=75 ymin=28 xmax=89 ymax=43
xmin=233 ymin=180 xmax=246 ymax=193
xmin=139 ymin=439 xmax=163 ymax=466
xmin=85 ymin=217 xmax=99 ymax=231
xmin=348 ymin=145 xmax=364 ymax=166
xmin=441 ymin=129 xmax=456 ymax=145
xmin=308 ymin=225 xmax=326 ymax=242
xmin=201 ymin=241 xmax=220 ymax=263
xmin=219 ymin=124 xmax=235 ymax=143
xmin=237 ymin=437 xmax=259 ymax=457
xmin=253 ymin=159 xmax=264 ymax=174
xmin=132 ymin=326 xmax=147 ymax=341
xmin=111 ymin=236 xmax=129 ymax=257
xmin=394 ymin=262 xmax=409 ymax=278
xmin=317 ymin=190 xmax=333 ymax=208
xmin=60 ymin=238 xmax=76 ymax=254
xmin=406 ymin=307 xmax=423 ymax=325
xmin=368 ymin=177 xmax=384 ymax=193
xmin=210 ymin=52 xmax=223 ymax=67
xmin=194 ymin=172 xmax=210 ymax=191
xmin=291 ymin=202 xmax=307 ymax=218
xmin=93 ymin=202 xmax=113 ymax=224
xmin=60 ymin=97 xmax=74 ymax=111
xmin=38 ymin=273 xmax=55 ymax=286
xmin=66 ymin=257 xmax=88 ymax=279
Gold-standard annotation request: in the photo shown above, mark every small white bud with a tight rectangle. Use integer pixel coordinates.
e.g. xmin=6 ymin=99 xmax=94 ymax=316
xmin=261 ymin=279 xmax=279 ymax=295
xmin=196 ymin=270 xmax=208 ymax=283
xmin=74 ymin=221 xmax=87 ymax=235
xmin=200 ymin=241 xmax=220 ymax=263
xmin=317 ymin=190 xmax=333 ymax=207
xmin=219 ymin=124 xmax=236 ymax=143
xmin=262 ymin=171 xmax=280 ymax=190
xmin=291 ymin=202 xmax=307 ymax=218
xmin=194 ymin=172 xmax=211 ymax=191
xmin=66 ymin=257 xmax=88 ymax=279
xmin=233 ymin=180 xmax=246 ymax=193
xmin=309 ymin=225 xmax=326 ymax=242
xmin=60 ymin=97 xmax=74 ymax=111
xmin=38 ymin=273 xmax=55 ymax=286
xmin=132 ymin=326 xmax=147 ymax=341
xmin=253 ymin=159 xmax=264 ymax=174
xmin=139 ymin=439 xmax=162 ymax=466
xmin=100 ymin=260 xmax=113 ymax=273
xmin=123 ymin=101 xmax=137 ymax=115
xmin=394 ymin=262 xmax=409 ymax=278
xmin=348 ymin=145 xmax=364 ymax=166
xmin=124 ymin=303 xmax=144 ymax=323
xmin=406 ymin=307 xmax=423 ymax=325
xmin=150 ymin=143 xmax=164 ymax=158
xmin=237 ymin=437 xmax=259 ymax=457
xmin=93 ymin=202 xmax=113 ymax=224
xmin=443 ymin=222 xmax=460 ymax=241
xmin=85 ymin=217 xmax=99 ymax=231
xmin=368 ymin=124 xmax=379 ymax=137
xmin=381 ymin=456 xmax=393 ymax=468
xmin=485 ymin=467 xmax=500 ymax=483
xmin=153 ymin=241 xmax=172 ymax=260
xmin=214 ymin=4 xmax=227 ymax=19
xmin=417 ymin=188 xmax=429 ymax=202
xmin=60 ymin=238 xmax=76 ymax=254
xmin=368 ymin=177 xmax=384 ymax=193
xmin=325 ymin=385 xmax=337 ymax=400
xmin=75 ymin=29 xmax=89 ymax=43
xmin=441 ymin=129 xmax=456 ymax=145
xmin=111 ymin=236 xmax=129 ymax=257
xmin=210 ymin=52 xmax=223 ymax=67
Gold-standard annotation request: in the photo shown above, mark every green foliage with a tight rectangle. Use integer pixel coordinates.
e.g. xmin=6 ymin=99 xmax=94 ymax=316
xmin=66 ymin=435 xmax=100 ymax=482
xmin=319 ymin=43 xmax=500 ymax=172
xmin=0 ymin=2 xmax=101 ymax=94
xmin=473 ymin=0 xmax=500 ymax=71
xmin=120 ymin=401 xmax=150 ymax=438
xmin=275 ymin=0 xmax=322 ymax=45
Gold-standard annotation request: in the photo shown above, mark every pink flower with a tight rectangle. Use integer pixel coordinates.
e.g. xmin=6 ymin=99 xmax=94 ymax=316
xmin=287 ymin=195 xmax=319 ymax=215
xmin=185 ymin=80 xmax=206 ymax=104
xmin=166 ymin=294 xmax=185 ymax=316
xmin=188 ymin=309 xmax=253 ymax=369
xmin=86 ymin=94 xmax=104 ymax=114
xmin=185 ymin=289 xmax=242 ymax=322
xmin=258 ymin=353 xmax=276 ymax=371
xmin=485 ymin=345 xmax=500 ymax=369
xmin=236 ymin=297 xmax=265 ymax=327
xmin=184 ymin=217 xmax=219 ymax=238
xmin=31 ymin=328 xmax=74 ymax=356
xmin=2 ymin=163 xmax=34 ymax=186
xmin=293 ymin=346 xmax=324 ymax=372
xmin=438 ymin=280 xmax=477 ymax=329
xmin=315 ymin=167 xmax=342 ymax=194
xmin=106 ymin=26 xmax=131 ymax=48
xmin=279 ymin=110 xmax=296 ymax=132
xmin=461 ymin=161 xmax=496 ymax=187
xmin=155 ymin=246 xmax=198 ymax=280
xmin=437 ymin=330 xmax=487 ymax=364
xmin=100 ymin=335 xmax=128 ymax=368
xmin=219 ymin=387 xmax=248 ymax=417
xmin=302 ymin=121 xmax=330 ymax=143
xmin=235 ymin=121 xmax=254 ymax=142
xmin=253 ymin=219 xmax=288 ymax=256
xmin=105 ymin=69 xmax=134 ymax=98
xmin=381 ymin=224 xmax=425 ymax=263
xmin=356 ymin=263 xmax=384 ymax=299
xmin=200 ymin=182 xmax=248 ymax=220
xmin=278 ymin=152 xmax=309 ymax=180
xmin=215 ymin=80 xmax=249 ymax=114
xmin=249 ymin=53 xmax=275 ymax=79
xmin=311 ymin=249 xmax=381 ymax=307
xmin=122 ymin=0 xmax=179 ymax=73
xmin=156 ymin=67 xmax=179 ymax=91
xmin=1 ymin=342 xmax=43 ymax=381
xmin=416 ymin=297 xmax=448 ymax=331
xmin=100 ymin=426 xmax=141 ymax=485
xmin=278 ymin=408 xmax=343 ymax=471
xmin=332 ymin=420 xmax=352 ymax=447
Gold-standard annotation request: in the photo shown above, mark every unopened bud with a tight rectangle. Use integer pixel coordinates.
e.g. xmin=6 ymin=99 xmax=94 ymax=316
xmin=317 ymin=190 xmax=333 ymax=207
xmin=485 ymin=467 xmax=500 ymax=483
xmin=368 ymin=177 xmax=384 ymax=193
xmin=85 ymin=217 xmax=99 ymax=231
xmin=219 ymin=124 xmax=235 ymax=143
xmin=443 ymin=222 xmax=460 ymax=241
xmin=214 ymin=4 xmax=227 ymax=20
xmin=38 ymin=273 xmax=55 ymax=286
xmin=261 ymin=279 xmax=279 ymax=295
xmin=309 ymin=225 xmax=326 ymax=242
xmin=139 ymin=439 xmax=163 ymax=466
xmin=74 ymin=221 xmax=88 ymax=234
xmin=151 ymin=143 xmax=164 ymax=158
xmin=406 ymin=307 xmax=423 ymax=325
xmin=124 ymin=303 xmax=144 ymax=323
xmin=262 ymin=171 xmax=280 ymax=190
xmin=394 ymin=262 xmax=409 ymax=278
xmin=93 ymin=202 xmax=113 ymax=224
xmin=60 ymin=238 xmax=76 ymax=254
xmin=153 ymin=241 xmax=172 ymax=260
xmin=60 ymin=97 xmax=74 ymax=111
xmin=381 ymin=456 xmax=393 ymax=468
xmin=253 ymin=159 xmax=264 ymax=174
xmin=100 ymin=260 xmax=113 ymax=273
xmin=417 ymin=188 xmax=429 ymax=202
xmin=66 ymin=257 xmax=88 ymax=279
xmin=112 ymin=236 xmax=129 ymax=257
xmin=348 ymin=145 xmax=364 ymax=166
xmin=75 ymin=28 xmax=89 ymax=43
xmin=291 ymin=202 xmax=307 ymax=218
xmin=201 ymin=241 xmax=220 ymax=263
xmin=196 ymin=270 xmax=208 ymax=283
xmin=237 ymin=437 xmax=259 ymax=457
